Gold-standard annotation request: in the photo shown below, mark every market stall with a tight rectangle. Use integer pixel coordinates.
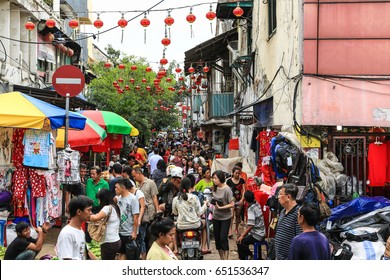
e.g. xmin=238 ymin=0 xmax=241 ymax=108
xmin=0 ymin=92 xmax=87 ymax=246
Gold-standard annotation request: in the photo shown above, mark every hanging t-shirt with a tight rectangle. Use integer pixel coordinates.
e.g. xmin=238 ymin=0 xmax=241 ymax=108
xmin=367 ymin=143 xmax=387 ymax=187
xmin=57 ymin=149 xmax=81 ymax=184
xmin=23 ymin=130 xmax=51 ymax=169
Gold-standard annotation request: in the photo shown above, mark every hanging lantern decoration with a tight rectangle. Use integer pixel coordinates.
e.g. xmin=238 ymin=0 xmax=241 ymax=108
xmin=205 ymin=4 xmax=216 ymax=34
xmin=104 ymin=62 xmax=111 ymax=68
xmin=160 ymin=57 xmax=168 ymax=66
xmin=46 ymin=18 xmax=56 ymax=29
xmin=175 ymin=66 xmax=182 ymax=73
xmin=164 ymin=10 xmax=174 ymax=38
xmin=188 ymin=65 xmax=195 ymax=73
xmin=118 ymin=63 xmax=125 ymax=70
xmin=203 ymin=64 xmax=210 ymax=73
xmin=145 ymin=66 xmax=152 ymax=72
xmin=25 ymin=19 xmax=35 ymax=31
xmin=131 ymin=65 xmax=137 ymax=71
xmin=179 ymin=76 xmax=184 ymax=81
xmin=94 ymin=17 xmax=104 ymax=29
xmin=118 ymin=14 xmax=128 ymax=44
xmin=125 ymin=85 xmax=130 ymax=91
xmin=146 ymin=86 xmax=152 ymax=91
xmin=166 ymin=77 xmax=172 ymax=82
xmin=140 ymin=13 xmax=151 ymax=44
xmin=93 ymin=14 xmax=104 ymax=41
xmin=142 ymin=78 xmax=147 ymax=83
xmin=68 ymin=18 xmax=79 ymax=29
xmin=233 ymin=3 xmax=244 ymax=18
xmin=135 ymin=85 xmax=141 ymax=91
xmin=66 ymin=48 xmax=74 ymax=57
xmin=44 ymin=32 xmax=54 ymax=43
xmin=129 ymin=78 xmax=135 ymax=83
xmin=186 ymin=7 xmax=196 ymax=38
xmin=161 ymin=36 xmax=171 ymax=47
xmin=118 ymin=77 xmax=124 ymax=83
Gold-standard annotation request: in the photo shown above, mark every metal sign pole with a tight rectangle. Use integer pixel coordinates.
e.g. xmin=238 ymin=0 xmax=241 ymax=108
xmin=61 ymin=93 xmax=70 ymax=227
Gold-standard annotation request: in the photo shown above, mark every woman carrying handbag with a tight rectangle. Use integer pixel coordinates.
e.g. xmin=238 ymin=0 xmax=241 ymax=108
xmin=90 ymin=188 xmax=121 ymax=260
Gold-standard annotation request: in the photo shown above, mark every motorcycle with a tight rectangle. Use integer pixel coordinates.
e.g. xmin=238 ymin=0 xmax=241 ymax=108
xmin=177 ymin=228 xmax=203 ymax=260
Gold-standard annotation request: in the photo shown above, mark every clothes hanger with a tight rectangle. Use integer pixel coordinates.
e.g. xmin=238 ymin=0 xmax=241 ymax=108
xmin=374 ymin=136 xmax=383 ymax=145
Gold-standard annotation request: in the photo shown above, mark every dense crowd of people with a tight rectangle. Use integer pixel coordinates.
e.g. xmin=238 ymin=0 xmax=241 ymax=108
xmin=5 ymin=136 xmax=389 ymax=261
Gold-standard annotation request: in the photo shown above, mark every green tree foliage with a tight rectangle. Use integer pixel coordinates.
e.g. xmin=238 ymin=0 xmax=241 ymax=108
xmin=86 ymin=46 xmax=182 ymax=142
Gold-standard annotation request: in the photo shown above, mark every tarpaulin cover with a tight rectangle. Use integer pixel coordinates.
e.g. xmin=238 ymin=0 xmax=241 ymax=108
xmin=327 ymin=196 xmax=390 ymax=222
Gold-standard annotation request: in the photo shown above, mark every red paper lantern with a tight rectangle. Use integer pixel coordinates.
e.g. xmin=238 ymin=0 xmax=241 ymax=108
xmin=166 ymin=77 xmax=172 ymax=82
xmin=206 ymin=10 xmax=216 ymax=21
xmin=161 ymin=37 xmax=171 ymax=47
xmin=186 ymin=12 xmax=196 ymax=24
xmin=125 ymin=85 xmax=130 ymax=91
xmin=142 ymin=78 xmax=147 ymax=83
xmin=94 ymin=18 xmax=104 ymax=29
xmin=131 ymin=65 xmax=137 ymax=71
xmin=104 ymin=62 xmax=111 ymax=68
xmin=145 ymin=66 xmax=152 ymax=72
xmin=154 ymin=107 xmax=158 ymax=111
xmin=66 ymin=48 xmax=74 ymax=57
xmin=160 ymin=57 xmax=168 ymax=65
xmin=164 ymin=16 xmax=174 ymax=26
xmin=118 ymin=77 xmax=124 ymax=83
xmin=175 ymin=67 xmax=182 ymax=73
xmin=118 ymin=18 xmax=128 ymax=28
xmin=44 ymin=32 xmax=54 ymax=43
xmin=46 ymin=18 xmax=56 ymax=29
xmin=135 ymin=85 xmax=141 ymax=91
xmin=25 ymin=20 xmax=35 ymax=31
xmin=233 ymin=5 xmax=244 ymax=17
xmin=118 ymin=63 xmax=125 ymax=70
xmin=179 ymin=76 xmax=184 ymax=81
xmin=188 ymin=66 xmax=195 ymax=73
xmin=140 ymin=16 xmax=150 ymax=28
xmin=203 ymin=66 xmax=210 ymax=73
xmin=129 ymin=78 xmax=135 ymax=83
xmin=112 ymin=81 xmax=118 ymax=86
xmin=154 ymin=79 xmax=160 ymax=84
xmin=68 ymin=19 xmax=79 ymax=29
xmin=158 ymin=99 xmax=162 ymax=104
xmin=146 ymin=86 xmax=152 ymax=91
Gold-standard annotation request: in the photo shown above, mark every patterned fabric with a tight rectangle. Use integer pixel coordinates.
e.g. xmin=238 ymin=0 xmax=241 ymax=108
xmin=45 ymin=172 xmax=61 ymax=219
xmin=12 ymin=129 xmax=26 ymax=168
xmin=0 ymin=128 xmax=13 ymax=166
xmin=172 ymin=193 xmax=206 ymax=230
xmin=247 ymin=202 xmax=266 ymax=241
xmin=28 ymin=169 xmax=46 ymax=198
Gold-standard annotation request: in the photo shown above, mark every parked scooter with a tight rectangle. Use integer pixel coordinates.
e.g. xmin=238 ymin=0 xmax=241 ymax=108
xmin=177 ymin=228 xmax=203 ymax=260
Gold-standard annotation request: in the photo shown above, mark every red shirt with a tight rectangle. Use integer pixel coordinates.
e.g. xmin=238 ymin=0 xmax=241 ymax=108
xmin=368 ymin=143 xmax=387 ymax=187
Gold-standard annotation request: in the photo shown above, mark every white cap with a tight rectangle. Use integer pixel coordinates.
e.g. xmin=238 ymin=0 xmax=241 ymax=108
xmin=170 ymin=167 xmax=183 ymax=179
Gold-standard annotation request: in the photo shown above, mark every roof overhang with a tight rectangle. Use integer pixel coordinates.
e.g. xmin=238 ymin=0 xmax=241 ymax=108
xmin=184 ymin=28 xmax=238 ymax=75
xmin=216 ymin=1 xmax=253 ymax=20
xmin=200 ymin=118 xmax=233 ymax=127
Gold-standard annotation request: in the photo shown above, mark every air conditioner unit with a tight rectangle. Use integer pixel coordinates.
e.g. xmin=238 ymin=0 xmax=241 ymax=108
xmin=45 ymin=71 xmax=54 ymax=83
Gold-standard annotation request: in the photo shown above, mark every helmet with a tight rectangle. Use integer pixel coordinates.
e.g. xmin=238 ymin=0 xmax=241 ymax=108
xmin=170 ymin=167 xmax=183 ymax=179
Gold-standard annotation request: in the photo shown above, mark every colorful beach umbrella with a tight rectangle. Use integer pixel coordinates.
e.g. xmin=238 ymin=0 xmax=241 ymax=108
xmin=80 ymin=110 xmax=137 ymax=135
xmin=0 ymin=92 xmax=86 ymax=130
xmin=56 ymin=115 xmax=107 ymax=148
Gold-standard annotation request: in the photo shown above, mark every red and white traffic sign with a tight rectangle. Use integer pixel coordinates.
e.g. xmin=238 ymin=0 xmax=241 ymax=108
xmin=52 ymin=65 xmax=85 ymax=97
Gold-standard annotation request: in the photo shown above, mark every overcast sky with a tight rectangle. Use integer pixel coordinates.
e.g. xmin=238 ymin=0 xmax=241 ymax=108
xmin=82 ymin=0 xmax=217 ymax=68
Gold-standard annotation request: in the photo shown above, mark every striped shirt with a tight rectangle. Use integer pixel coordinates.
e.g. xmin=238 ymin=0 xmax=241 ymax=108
xmin=275 ymin=205 xmax=302 ymax=260
xmin=247 ymin=202 xmax=266 ymax=241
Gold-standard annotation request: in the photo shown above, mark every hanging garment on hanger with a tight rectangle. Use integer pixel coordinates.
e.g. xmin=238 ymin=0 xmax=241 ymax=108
xmin=57 ymin=149 xmax=81 ymax=184
xmin=12 ymin=129 xmax=26 ymax=168
xmin=367 ymin=142 xmax=387 ymax=187
xmin=22 ymin=130 xmax=51 ymax=169
xmin=45 ymin=172 xmax=61 ymax=219
xmin=0 ymin=128 xmax=13 ymax=166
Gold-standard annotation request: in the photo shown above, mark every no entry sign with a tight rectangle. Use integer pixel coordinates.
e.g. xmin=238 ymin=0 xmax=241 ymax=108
xmin=52 ymin=65 xmax=85 ymax=97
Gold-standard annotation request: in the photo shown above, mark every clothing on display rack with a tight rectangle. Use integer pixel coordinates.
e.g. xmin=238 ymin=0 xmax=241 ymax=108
xmin=254 ymin=129 xmax=278 ymax=178
xmin=57 ymin=148 xmax=81 ymax=184
xmin=0 ymin=128 xmax=13 ymax=166
xmin=367 ymin=142 xmax=387 ymax=187
xmin=22 ymin=130 xmax=52 ymax=169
